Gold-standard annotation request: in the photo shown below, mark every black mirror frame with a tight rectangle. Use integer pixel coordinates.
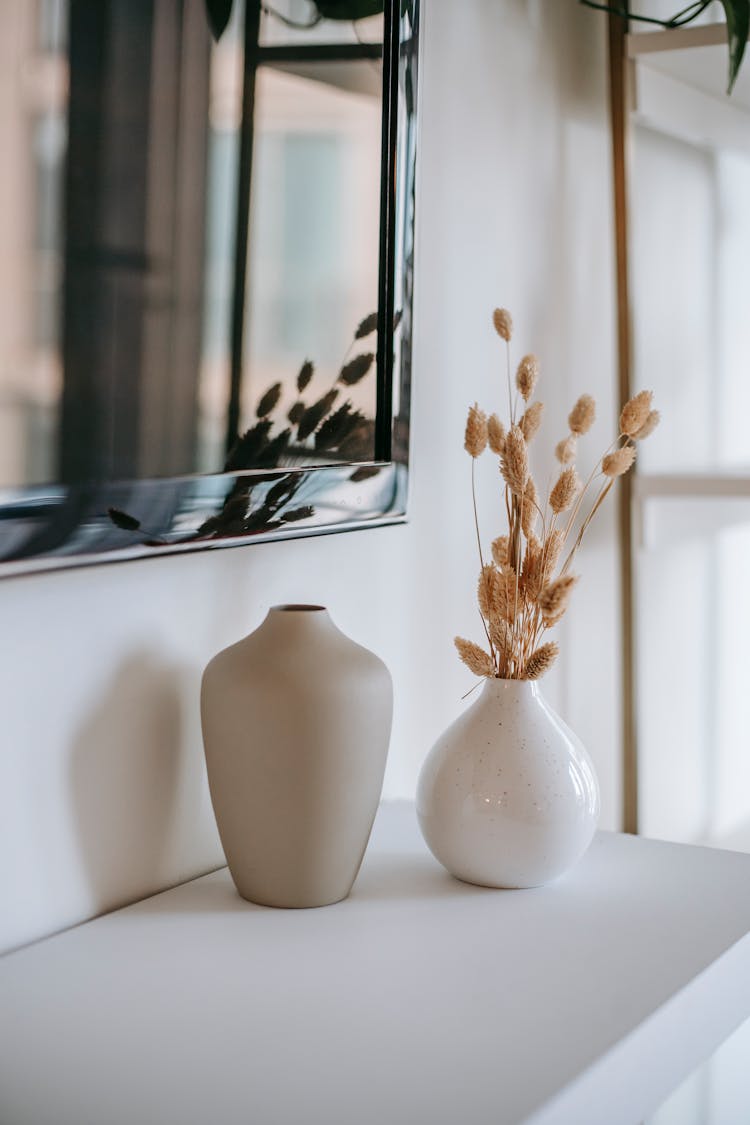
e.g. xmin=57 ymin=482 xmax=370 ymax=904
xmin=0 ymin=0 xmax=419 ymax=578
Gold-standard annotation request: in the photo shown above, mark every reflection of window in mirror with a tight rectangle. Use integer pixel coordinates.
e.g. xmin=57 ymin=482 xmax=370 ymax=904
xmin=0 ymin=0 xmax=67 ymax=489
xmin=0 ymin=0 xmax=387 ymax=491
xmin=218 ymin=0 xmax=386 ymax=473
xmin=237 ymin=66 xmax=381 ymax=465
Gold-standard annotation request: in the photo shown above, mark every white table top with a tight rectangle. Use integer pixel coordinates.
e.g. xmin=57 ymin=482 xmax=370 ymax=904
xmin=2 ymin=802 xmax=750 ymax=1125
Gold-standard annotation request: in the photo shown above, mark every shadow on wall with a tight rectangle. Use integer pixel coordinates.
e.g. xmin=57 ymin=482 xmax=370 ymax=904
xmin=68 ymin=649 xmax=209 ymax=916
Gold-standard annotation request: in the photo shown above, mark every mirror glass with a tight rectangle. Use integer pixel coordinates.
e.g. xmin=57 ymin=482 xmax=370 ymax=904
xmin=0 ymin=0 xmax=418 ymax=572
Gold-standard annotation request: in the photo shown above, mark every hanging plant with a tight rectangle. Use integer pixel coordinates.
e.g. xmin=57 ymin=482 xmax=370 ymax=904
xmin=580 ymin=0 xmax=750 ymax=94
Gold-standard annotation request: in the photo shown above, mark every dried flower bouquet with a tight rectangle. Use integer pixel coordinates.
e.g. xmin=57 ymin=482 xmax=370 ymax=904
xmin=456 ymin=307 xmax=660 ymax=683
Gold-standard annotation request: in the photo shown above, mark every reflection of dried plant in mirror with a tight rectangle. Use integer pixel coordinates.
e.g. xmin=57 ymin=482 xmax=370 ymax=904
xmin=455 ymin=307 xmax=660 ymax=682
xmin=225 ymin=311 xmax=386 ymax=472
xmin=108 ymin=310 xmax=398 ymax=545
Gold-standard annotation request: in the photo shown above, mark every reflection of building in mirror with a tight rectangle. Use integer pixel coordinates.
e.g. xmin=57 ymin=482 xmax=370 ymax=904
xmin=0 ymin=0 xmax=386 ymax=489
xmin=197 ymin=56 xmax=382 ymax=472
xmin=0 ymin=0 xmax=68 ymax=489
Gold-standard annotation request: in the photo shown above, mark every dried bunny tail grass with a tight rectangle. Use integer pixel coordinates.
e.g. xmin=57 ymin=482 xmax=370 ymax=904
xmin=492 ymin=308 xmax=513 ymax=342
xmin=520 ymin=401 xmax=544 ymax=442
xmin=488 ymin=413 xmax=506 ymax=455
xmin=495 ymin=566 xmax=520 ymax=623
xmin=516 ymin=354 xmax=539 ymax=402
xmin=455 ymin=637 xmax=495 ymax=678
xmin=539 ymin=574 xmax=579 ymax=626
xmin=633 ymin=409 xmax=660 ymax=441
xmin=568 ymin=394 xmax=596 ymax=435
xmin=477 ymin=564 xmax=499 ymax=620
xmin=521 ymin=533 xmax=544 ymax=600
xmin=542 ymin=528 xmax=565 ymax=579
xmin=464 ymin=403 xmax=488 ymax=457
xmin=523 ymin=641 xmax=559 ymax=681
xmin=555 ymin=434 xmax=577 ymax=464
xmin=620 ymin=390 xmax=653 ymax=437
xmin=602 ymin=445 xmax=636 ymax=477
xmin=549 ymin=465 xmax=580 ymax=514
xmin=489 ymin=616 xmax=513 ymax=656
xmin=521 ymin=476 xmax=538 ymax=539
xmin=478 ymin=564 xmax=518 ymax=622
xmin=500 ymin=425 xmax=529 ymax=496
xmin=491 ymin=535 xmax=509 ymax=567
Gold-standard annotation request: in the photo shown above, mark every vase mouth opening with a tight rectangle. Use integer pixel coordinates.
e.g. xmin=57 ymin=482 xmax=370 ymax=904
xmin=271 ymin=603 xmax=326 ymax=613
xmin=484 ymin=676 xmax=538 ymax=688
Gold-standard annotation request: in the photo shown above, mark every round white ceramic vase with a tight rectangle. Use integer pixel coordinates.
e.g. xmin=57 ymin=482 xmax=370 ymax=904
xmin=417 ymin=678 xmax=600 ymax=888
xmin=201 ymin=605 xmax=392 ymax=908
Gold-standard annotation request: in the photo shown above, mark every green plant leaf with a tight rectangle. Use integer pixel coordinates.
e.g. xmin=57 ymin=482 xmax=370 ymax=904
xmin=205 ymin=0 xmax=233 ymax=41
xmin=719 ymin=0 xmax=749 ymax=93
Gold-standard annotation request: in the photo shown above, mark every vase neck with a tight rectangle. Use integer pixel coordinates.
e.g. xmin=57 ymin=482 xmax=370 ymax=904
xmin=480 ymin=678 xmax=540 ymax=704
xmin=256 ymin=604 xmax=339 ymax=644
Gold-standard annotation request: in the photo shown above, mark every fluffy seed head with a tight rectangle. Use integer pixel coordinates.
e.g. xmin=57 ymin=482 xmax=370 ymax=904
xmin=523 ymin=642 xmax=559 ymax=681
xmin=516 ymin=354 xmax=539 ymax=402
xmin=602 ymin=445 xmax=636 ymax=477
xmin=496 ymin=567 xmax=519 ymax=623
xmin=633 ymin=409 xmax=660 ymax=441
xmin=620 ymin=390 xmax=653 ymax=437
xmin=521 ymin=476 xmax=538 ymax=539
xmin=477 ymin=565 xmax=502 ymax=621
xmin=489 ymin=617 xmax=512 ymax=658
xmin=555 ymin=434 xmax=577 ymax=464
xmin=539 ymin=574 xmax=578 ymax=626
xmin=521 ymin=534 xmax=544 ymax=600
xmin=487 ymin=413 xmax=506 ymax=455
xmin=479 ymin=564 xmax=519 ymax=624
xmin=549 ymin=465 xmax=580 ymax=514
xmin=492 ymin=308 xmax=513 ymax=342
xmin=500 ymin=425 xmax=529 ymax=497
xmin=455 ymin=637 xmax=494 ymax=678
xmin=568 ymin=394 xmax=596 ymax=435
xmin=491 ymin=535 xmax=509 ymax=567
xmin=464 ymin=403 xmax=488 ymax=457
xmin=520 ymin=401 xmax=544 ymax=442
xmin=542 ymin=528 xmax=565 ymax=580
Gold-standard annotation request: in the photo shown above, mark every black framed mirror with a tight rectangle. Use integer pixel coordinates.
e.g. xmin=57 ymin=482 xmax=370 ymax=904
xmin=0 ymin=0 xmax=418 ymax=576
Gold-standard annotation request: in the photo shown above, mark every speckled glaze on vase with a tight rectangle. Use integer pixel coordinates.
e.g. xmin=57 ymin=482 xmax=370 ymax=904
xmin=201 ymin=605 xmax=393 ymax=908
xmin=417 ymin=678 xmax=599 ymax=888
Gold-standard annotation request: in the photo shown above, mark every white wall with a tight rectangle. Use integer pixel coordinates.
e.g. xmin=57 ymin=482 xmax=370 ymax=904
xmin=0 ymin=0 xmax=620 ymax=954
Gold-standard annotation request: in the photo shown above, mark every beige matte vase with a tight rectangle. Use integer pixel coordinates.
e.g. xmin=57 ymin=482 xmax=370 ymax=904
xmin=200 ymin=605 xmax=392 ymax=908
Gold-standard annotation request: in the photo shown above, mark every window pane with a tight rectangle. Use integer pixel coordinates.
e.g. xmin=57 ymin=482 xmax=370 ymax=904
xmin=631 ymin=125 xmax=750 ymax=474
xmin=638 ymin=497 xmax=750 ymax=848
